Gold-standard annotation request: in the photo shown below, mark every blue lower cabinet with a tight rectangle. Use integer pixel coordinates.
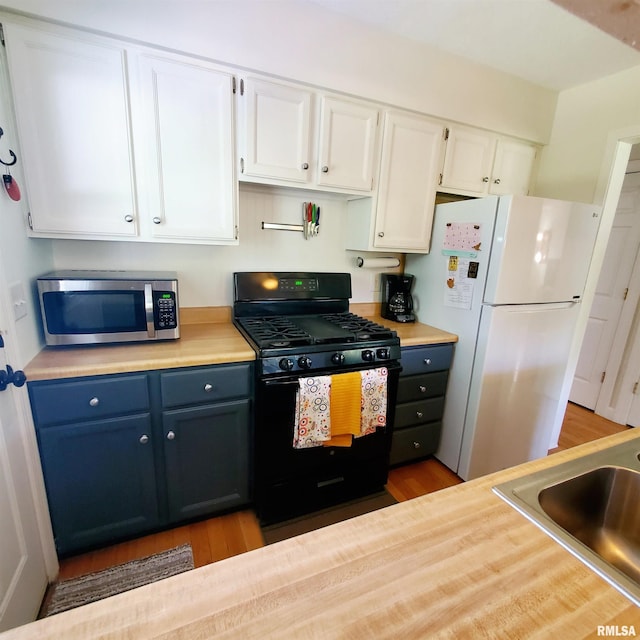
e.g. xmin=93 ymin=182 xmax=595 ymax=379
xmin=390 ymin=344 xmax=453 ymax=466
xmin=29 ymin=363 xmax=253 ymax=555
xmin=163 ymin=400 xmax=250 ymax=522
xmin=37 ymin=414 xmax=159 ymax=555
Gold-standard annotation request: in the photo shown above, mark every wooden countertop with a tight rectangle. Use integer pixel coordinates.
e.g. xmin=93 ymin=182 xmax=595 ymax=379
xmin=4 ymin=428 xmax=639 ymax=639
xmin=24 ymin=305 xmax=457 ymax=381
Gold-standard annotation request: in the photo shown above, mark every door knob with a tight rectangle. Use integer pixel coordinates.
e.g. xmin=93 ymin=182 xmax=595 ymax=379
xmin=0 ymin=365 xmax=27 ymax=391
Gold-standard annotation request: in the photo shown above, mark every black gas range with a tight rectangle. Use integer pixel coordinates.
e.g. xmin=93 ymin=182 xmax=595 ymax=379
xmin=233 ymin=272 xmax=401 ymax=376
xmin=233 ymin=272 xmax=401 ymax=525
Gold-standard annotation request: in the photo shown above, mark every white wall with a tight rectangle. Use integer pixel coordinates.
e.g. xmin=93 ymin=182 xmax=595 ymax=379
xmin=51 ymin=185 xmax=395 ymax=306
xmin=0 ymin=45 xmax=53 ymax=364
xmin=535 ymin=65 xmax=640 ymax=203
xmin=0 ymin=0 xmax=556 ymax=142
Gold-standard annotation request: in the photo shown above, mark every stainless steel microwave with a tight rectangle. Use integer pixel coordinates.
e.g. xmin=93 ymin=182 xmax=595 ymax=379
xmin=37 ymin=270 xmax=180 ymax=346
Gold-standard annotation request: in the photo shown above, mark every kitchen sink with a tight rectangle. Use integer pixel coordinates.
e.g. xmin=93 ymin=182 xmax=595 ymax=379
xmin=493 ymin=438 xmax=640 ymax=606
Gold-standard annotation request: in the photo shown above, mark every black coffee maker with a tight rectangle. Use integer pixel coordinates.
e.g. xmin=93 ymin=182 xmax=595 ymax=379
xmin=381 ymin=273 xmax=415 ymax=323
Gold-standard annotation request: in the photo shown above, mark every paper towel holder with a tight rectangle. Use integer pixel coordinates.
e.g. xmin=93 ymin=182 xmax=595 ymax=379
xmin=356 ymin=256 xmax=400 ymax=269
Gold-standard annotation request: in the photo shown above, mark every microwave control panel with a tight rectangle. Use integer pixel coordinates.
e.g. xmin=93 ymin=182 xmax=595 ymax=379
xmin=154 ymin=291 xmax=178 ymax=329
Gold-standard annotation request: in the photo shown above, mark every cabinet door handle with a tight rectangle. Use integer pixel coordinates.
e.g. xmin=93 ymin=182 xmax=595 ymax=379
xmin=416 ymin=411 xmax=423 ymax=419
xmin=89 ymin=397 xmax=99 ymax=407
xmin=419 ymin=385 xmax=427 ymax=393
xmin=413 ymin=441 xmax=421 ymax=449
xmin=423 ymin=358 xmax=432 ymax=365
xmin=321 ymin=165 xmax=329 ymax=173
xmin=302 ymin=163 xmax=309 ymax=170
xmin=166 ymin=430 xmax=176 ymax=440
xmin=204 ymin=383 xmax=213 ymax=392
xmin=482 ymin=176 xmax=489 ymax=183
xmin=139 ymin=434 xmax=149 ymax=445
xmin=493 ymin=178 xmax=501 ymax=184
xmin=378 ymin=232 xmax=384 ymax=238
xmin=152 ymin=216 xmax=162 ymax=224
xmin=124 ymin=215 xmax=134 ymax=223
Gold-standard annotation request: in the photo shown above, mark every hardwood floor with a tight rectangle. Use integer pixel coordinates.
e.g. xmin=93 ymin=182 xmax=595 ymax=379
xmin=549 ymin=401 xmax=628 ymax=452
xmin=57 ymin=402 xmax=630 ymax=580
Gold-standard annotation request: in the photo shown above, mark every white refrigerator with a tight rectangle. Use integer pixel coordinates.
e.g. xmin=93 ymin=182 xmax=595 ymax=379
xmin=406 ymin=195 xmax=601 ymax=480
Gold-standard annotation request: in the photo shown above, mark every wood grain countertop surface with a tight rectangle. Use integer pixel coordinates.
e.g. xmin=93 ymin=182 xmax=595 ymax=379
xmin=4 ymin=428 xmax=639 ymax=639
xmin=24 ymin=305 xmax=458 ymax=381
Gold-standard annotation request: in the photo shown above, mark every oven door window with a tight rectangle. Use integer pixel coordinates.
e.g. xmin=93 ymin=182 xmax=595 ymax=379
xmin=42 ymin=291 xmax=147 ymax=334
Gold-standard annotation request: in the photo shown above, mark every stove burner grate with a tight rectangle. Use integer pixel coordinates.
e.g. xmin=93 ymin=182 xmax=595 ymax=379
xmin=319 ymin=313 xmax=396 ymax=340
xmin=236 ymin=312 xmax=397 ymax=351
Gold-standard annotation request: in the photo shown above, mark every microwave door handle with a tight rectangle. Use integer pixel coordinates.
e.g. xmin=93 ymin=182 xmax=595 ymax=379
xmin=144 ymin=284 xmax=156 ymax=338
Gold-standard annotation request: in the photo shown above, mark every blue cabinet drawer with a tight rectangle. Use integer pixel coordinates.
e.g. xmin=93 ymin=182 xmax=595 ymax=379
xmin=29 ymin=374 xmax=150 ymax=427
xmin=160 ymin=363 xmax=251 ymax=408
xmin=397 ymin=371 xmax=449 ymax=403
xmin=401 ymin=344 xmax=453 ymax=377
xmin=390 ymin=422 xmax=441 ymax=466
xmin=394 ymin=397 xmax=445 ymax=429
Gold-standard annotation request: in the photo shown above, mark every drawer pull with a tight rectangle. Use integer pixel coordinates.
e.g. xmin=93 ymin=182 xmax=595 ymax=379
xmin=416 ymin=411 xmax=424 ymax=419
xmin=89 ymin=397 xmax=99 ymax=407
xmin=139 ymin=434 xmax=149 ymax=445
xmin=166 ymin=430 xmax=176 ymax=441
xmin=419 ymin=385 xmax=427 ymax=393
xmin=413 ymin=441 xmax=421 ymax=449
xmin=423 ymin=358 xmax=432 ymax=365
xmin=204 ymin=383 xmax=213 ymax=392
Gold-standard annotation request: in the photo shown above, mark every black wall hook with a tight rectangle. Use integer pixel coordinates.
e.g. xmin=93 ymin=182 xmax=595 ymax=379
xmin=0 ymin=127 xmax=18 ymax=167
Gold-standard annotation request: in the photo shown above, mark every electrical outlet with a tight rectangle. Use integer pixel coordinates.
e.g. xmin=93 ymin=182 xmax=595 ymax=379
xmin=9 ymin=281 xmax=27 ymax=321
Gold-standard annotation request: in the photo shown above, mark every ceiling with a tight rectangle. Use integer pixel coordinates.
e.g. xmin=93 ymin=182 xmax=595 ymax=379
xmin=298 ymin=0 xmax=640 ymax=91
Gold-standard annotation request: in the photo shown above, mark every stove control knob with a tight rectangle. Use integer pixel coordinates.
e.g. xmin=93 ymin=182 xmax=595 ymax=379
xmin=298 ymin=356 xmax=312 ymax=369
xmin=362 ymin=350 xmax=375 ymax=362
xmin=376 ymin=347 xmax=390 ymax=360
xmin=279 ymin=358 xmax=295 ymax=371
xmin=331 ymin=352 xmax=345 ymax=365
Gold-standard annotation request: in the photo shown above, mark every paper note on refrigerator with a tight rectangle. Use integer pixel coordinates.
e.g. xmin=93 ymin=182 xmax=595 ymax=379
xmin=442 ymin=222 xmax=482 ymax=257
xmin=444 ymin=256 xmax=475 ymax=309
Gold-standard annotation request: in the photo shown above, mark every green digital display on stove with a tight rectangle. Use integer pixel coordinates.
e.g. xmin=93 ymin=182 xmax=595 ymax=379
xmin=279 ymin=278 xmax=318 ymax=292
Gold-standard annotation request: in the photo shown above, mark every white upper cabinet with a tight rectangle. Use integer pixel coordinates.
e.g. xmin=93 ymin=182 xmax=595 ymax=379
xmin=4 ymin=21 xmax=237 ymax=244
xmin=489 ymin=138 xmax=538 ymax=196
xmin=4 ymin=23 xmax=138 ymax=238
xmin=238 ymin=76 xmax=380 ymax=194
xmin=131 ymin=52 xmax=237 ymax=243
xmin=440 ymin=126 xmax=495 ymax=195
xmin=439 ymin=125 xmax=538 ymax=197
xmin=316 ymin=96 xmax=379 ymax=192
xmin=240 ymin=77 xmax=312 ymax=183
xmin=346 ymin=111 xmax=445 ymax=253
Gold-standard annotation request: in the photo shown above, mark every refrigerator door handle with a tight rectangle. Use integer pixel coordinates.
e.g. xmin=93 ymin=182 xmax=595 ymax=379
xmin=485 ymin=301 xmax=580 ymax=312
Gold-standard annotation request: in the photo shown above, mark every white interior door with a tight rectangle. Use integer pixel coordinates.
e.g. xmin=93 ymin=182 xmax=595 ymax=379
xmin=570 ymin=170 xmax=640 ymax=409
xmin=0 ymin=275 xmax=48 ymax=630
xmin=626 ymin=366 xmax=640 ymax=426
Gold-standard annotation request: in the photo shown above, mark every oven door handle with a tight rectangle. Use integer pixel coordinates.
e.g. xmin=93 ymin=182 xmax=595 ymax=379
xmin=263 ymin=378 xmax=301 ymax=388
xmin=262 ymin=363 xmax=401 ymax=387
